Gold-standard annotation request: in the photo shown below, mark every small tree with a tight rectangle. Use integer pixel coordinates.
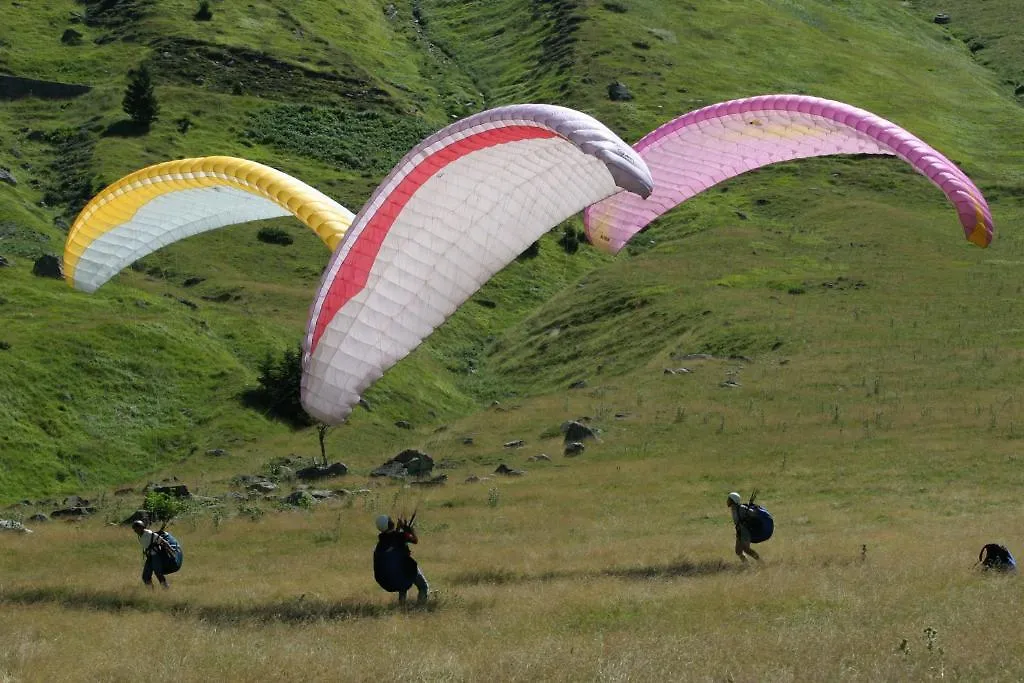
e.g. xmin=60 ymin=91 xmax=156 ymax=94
xmin=254 ymin=346 xmax=313 ymax=427
xmin=194 ymin=1 xmax=213 ymax=21
xmin=123 ymin=65 xmax=159 ymax=126
xmin=317 ymin=423 xmax=332 ymax=467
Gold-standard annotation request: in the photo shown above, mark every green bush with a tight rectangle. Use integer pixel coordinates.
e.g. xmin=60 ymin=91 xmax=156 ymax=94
xmin=256 ymin=227 xmax=294 ymax=246
xmin=144 ymin=492 xmax=185 ymax=523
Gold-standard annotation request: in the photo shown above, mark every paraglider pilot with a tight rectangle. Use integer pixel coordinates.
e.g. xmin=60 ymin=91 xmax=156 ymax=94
xmin=374 ymin=514 xmax=429 ymax=604
xmin=132 ymin=519 xmax=171 ymax=588
xmin=727 ymin=492 xmax=761 ymax=563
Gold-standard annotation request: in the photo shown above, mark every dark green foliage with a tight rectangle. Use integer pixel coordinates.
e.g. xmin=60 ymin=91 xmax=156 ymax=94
xmin=122 ymin=65 xmax=159 ymax=126
xmin=516 ymin=241 xmax=541 ymax=261
xmin=244 ymin=105 xmax=437 ymax=175
xmin=247 ymin=347 xmax=313 ymax=428
xmin=194 ymin=1 xmax=213 ymax=21
xmin=82 ymin=0 xmax=153 ymax=29
xmin=256 ymin=227 xmax=293 ymax=246
xmin=143 ymin=491 xmax=184 ymax=522
xmin=557 ymin=226 xmax=587 ymax=255
xmin=37 ymin=129 xmax=98 ymax=220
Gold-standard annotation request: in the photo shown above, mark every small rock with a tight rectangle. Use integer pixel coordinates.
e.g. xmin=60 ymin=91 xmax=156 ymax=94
xmin=284 ymin=490 xmax=316 ymax=506
xmin=564 ymin=441 xmax=586 ymax=457
xmin=206 ymin=448 xmax=228 ymax=457
xmin=461 ymin=436 xmax=474 ymax=445
xmin=503 ymin=439 xmax=525 ymax=449
xmin=28 ymin=513 xmax=49 ymax=523
xmin=494 ymin=463 xmax=524 ymax=476
xmin=608 ymin=81 xmax=633 ymax=101
xmin=295 ymin=462 xmax=348 ymax=480
xmin=527 ymin=454 xmax=551 ymax=462
xmin=0 ymin=167 xmax=16 ymax=186
xmin=122 ymin=510 xmax=150 ymax=525
xmin=0 ymin=255 xmax=10 ymax=267
xmin=51 ymin=507 xmax=95 ymax=518
xmin=465 ymin=474 xmax=480 ymax=483
xmin=933 ymin=13 xmax=951 ymax=24
xmin=0 ymin=519 xmax=31 ymax=533
xmin=568 ymin=379 xmax=588 ymax=390
xmin=153 ymin=484 xmax=191 ymax=499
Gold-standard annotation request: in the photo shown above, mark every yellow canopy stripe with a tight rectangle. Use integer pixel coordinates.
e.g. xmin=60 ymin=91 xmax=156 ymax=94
xmin=64 ymin=156 xmax=352 ymax=285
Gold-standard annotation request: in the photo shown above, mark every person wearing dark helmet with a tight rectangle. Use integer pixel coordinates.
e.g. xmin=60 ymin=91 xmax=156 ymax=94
xmin=373 ymin=514 xmax=429 ymax=604
xmin=727 ymin=492 xmax=761 ymax=563
xmin=132 ymin=519 xmax=171 ymax=588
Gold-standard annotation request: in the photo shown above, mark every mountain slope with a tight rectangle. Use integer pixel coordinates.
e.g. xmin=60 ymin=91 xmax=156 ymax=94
xmin=0 ymin=0 xmax=1021 ymax=502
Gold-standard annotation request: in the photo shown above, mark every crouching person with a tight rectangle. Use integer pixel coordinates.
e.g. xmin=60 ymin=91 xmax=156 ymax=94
xmin=374 ymin=514 xmax=429 ymax=604
xmin=131 ymin=519 xmax=183 ymax=589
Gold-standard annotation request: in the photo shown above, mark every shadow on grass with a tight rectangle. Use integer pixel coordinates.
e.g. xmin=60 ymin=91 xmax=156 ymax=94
xmin=451 ymin=558 xmax=739 ymax=587
xmin=102 ymin=119 xmax=151 ymax=137
xmin=0 ymin=586 xmax=440 ymax=624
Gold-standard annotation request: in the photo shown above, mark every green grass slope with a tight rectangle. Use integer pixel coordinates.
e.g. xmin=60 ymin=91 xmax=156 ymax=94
xmin=0 ymin=0 xmax=1021 ymax=505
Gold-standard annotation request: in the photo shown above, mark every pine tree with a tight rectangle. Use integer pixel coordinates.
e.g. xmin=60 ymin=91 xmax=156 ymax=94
xmin=122 ymin=65 xmax=159 ymax=126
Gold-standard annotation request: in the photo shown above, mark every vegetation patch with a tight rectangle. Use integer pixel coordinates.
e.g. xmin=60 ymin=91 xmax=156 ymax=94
xmin=244 ymin=104 xmax=438 ymax=175
xmin=149 ymin=38 xmax=392 ymax=105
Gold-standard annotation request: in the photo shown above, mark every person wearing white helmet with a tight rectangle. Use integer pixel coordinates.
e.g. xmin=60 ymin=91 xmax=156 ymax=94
xmin=373 ymin=513 xmax=429 ymax=604
xmin=727 ymin=492 xmax=761 ymax=563
xmin=131 ymin=519 xmax=171 ymax=588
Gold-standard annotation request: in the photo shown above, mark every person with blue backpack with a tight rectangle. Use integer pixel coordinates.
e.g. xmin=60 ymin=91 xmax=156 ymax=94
xmin=131 ymin=519 xmax=184 ymax=589
xmin=727 ymin=491 xmax=773 ymax=563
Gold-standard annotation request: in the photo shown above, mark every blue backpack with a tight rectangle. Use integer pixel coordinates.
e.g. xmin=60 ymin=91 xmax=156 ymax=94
xmin=744 ymin=504 xmax=774 ymax=543
xmin=979 ymin=543 xmax=1016 ymax=572
xmin=151 ymin=530 xmax=184 ymax=574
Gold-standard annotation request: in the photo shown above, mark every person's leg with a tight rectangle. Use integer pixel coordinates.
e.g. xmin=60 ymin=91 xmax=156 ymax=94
xmin=142 ymin=559 xmax=154 ymax=586
xmin=735 ymin=533 xmax=748 ymax=562
xmin=744 ymin=543 xmax=761 ymax=561
xmin=397 ymin=589 xmax=407 ymax=605
xmin=156 ymin=571 xmax=169 ymax=588
xmin=414 ymin=570 xmax=429 ymax=603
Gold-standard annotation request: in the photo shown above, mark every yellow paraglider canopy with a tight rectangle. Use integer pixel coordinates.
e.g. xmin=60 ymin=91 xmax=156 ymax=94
xmin=64 ymin=156 xmax=354 ymax=292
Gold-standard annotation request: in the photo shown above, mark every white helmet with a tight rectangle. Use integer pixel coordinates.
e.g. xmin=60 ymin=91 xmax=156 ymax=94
xmin=375 ymin=514 xmax=391 ymax=532
xmin=727 ymin=492 xmax=742 ymax=505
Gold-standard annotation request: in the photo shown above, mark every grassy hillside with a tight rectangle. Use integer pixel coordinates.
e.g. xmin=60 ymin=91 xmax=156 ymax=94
xmin=0 ymin=0 xmax=1019 ymax=502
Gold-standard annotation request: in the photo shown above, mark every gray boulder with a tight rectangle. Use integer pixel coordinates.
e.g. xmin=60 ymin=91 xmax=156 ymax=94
xmin=561 ymin=420 xmax=597 ymax=442
xmin=371 ymin=449 xmax=434 ymax=477
xmin=295 ymin=462 xmax=348 ymax=480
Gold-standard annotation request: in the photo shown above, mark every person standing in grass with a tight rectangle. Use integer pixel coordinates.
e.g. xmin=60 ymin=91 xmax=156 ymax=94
xmin=373 ymin=514 xmax=429 ymax=604
xmin=727 ymin=492 xmax=762 ymax=563
xmin=132 ymin=519 xmax=170 ymax=589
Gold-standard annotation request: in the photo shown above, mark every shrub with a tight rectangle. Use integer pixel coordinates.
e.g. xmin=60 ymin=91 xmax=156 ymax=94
xmin=257 ymin=227 xmax=293 ymax=246
xmin=194 ymin=1 xmax=213 ymax=21
xmin=558 ymin=226 xmax=587 ymax=255
xmin=516 ymin=241 xmax=540 ymax=261
xmin=144 ymin=492 xmax=185 ymax=523
xmin=249 ymin=346 xmax=313 ymax=427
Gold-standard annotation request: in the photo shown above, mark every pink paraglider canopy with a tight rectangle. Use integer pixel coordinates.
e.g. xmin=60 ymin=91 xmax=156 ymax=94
xmin=584 ymin=94 xmax=993 ymax=253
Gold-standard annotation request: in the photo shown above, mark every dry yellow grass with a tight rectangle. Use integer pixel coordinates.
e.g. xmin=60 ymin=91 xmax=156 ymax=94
xmin=3 ymin=446 xmax=1023 ymax=682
